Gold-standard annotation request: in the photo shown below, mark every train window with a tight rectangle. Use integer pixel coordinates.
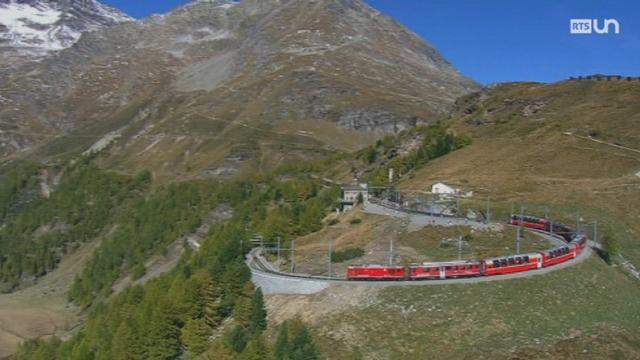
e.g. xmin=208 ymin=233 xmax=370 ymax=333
xmin=524 ymin=256 xmax=529 ymax=262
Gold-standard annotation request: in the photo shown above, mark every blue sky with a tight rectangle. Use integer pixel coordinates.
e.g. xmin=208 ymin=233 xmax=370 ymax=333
xmin=103 ymin=0 xmax=639 ymax=84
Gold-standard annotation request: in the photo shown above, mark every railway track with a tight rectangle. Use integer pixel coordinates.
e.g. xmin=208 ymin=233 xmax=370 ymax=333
xmin=247 ymin=243 xmax=593 ymax=293
xmin=246 ymin=201 xmax=594 ymax=294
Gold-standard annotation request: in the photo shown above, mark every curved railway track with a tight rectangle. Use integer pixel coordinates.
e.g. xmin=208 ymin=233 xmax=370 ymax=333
xmin=246 ymin=203 xmax=594 ymax=293
xmin=247 ymin=245 xmax=592 ymax=291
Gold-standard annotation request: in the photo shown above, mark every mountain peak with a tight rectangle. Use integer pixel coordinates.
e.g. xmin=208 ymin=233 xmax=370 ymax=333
xmin=0 ymin=0 xmax=132 ymax=57
xmin=0 ymin=0 xmax=479 ymax=175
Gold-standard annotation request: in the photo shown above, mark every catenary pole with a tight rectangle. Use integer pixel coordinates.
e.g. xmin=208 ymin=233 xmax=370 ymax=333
xmin=290 ymin=240 xmax=295 ymax=273
xmin=328 ymin=239 xmax=333 ymax=277
xmin=277 ymin=237 xmax=281 ymax=271
xmin=517 ymin=206 xmax=524 ymax=254
xmin=486 ymin=197 xmax=491 ymax=224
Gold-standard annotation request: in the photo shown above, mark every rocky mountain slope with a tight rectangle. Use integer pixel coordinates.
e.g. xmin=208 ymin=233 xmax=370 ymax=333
xmin=0 ymin=0 xmax=478 ymax=180
xmin=0 ymin=0 xmax=131 ymax=58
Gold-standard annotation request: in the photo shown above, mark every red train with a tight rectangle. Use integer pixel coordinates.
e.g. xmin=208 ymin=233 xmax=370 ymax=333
xmin=409 ymin=260 xmax=482 ymax=279
xmin=509 ymin=215 xmax=550 ymax=231
xmin=483 ymin=253 xmax=542 ymax=275
xmin=347 ymin=215 xmax=588 ymax=281
xmin=346 ymin=265 xmax=405 ymax=280
xmin=509 ymin=215 xmax=575 ymax=241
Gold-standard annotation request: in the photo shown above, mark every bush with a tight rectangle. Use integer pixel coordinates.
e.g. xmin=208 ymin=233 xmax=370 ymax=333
xmin=331 ymin=247 xmax=365 ymax=263
xmin=132 ymin=263 xmax=146 ymax=280
xmin=327 ymin=219 xmax=339 ymax=226
xmin=365 ymin=147 xmax=378 ymax=164
xmin=349 ymin=218 xmax=362 ymax=225
xmin=601 ymin=227 xmax=619 ymax=265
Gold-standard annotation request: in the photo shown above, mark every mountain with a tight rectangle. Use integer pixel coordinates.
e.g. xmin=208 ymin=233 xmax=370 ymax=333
xmin=0 ymin=0 xmax=132 ymax=58
xmin=0 ymin=0 xmax=479 ymax=180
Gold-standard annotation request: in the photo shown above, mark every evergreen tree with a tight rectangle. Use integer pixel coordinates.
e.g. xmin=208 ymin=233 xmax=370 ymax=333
xmin=232 ymin=296 xmax=253 ymax=326
xmin=290 ymin=322 xmax=320 ymax=360
xmin=181 ymin=319 xmax=211 ymax=358
xmin=226 ymin=325 xmax=249 ymax=353
xmin=200 ymin=274 xmax=221 ymax=326
xmin=239 ymin=335 xmax=269 ymax=360
xmin=249 ymin=288 xmax=267 ymax=334
xmin=112 ymin=322 xmax=142 ymax=360
xmin=142 ymin=302 xmax=181 ymax=360
xmin=203 ymin=341 xmax=236 ymax=360
xmin=274 ymin=323 xmax=289 ymax=360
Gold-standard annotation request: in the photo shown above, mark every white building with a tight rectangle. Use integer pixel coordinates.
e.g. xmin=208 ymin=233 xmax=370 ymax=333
xmin=341 ymin=183 xmax=369 ymax=210
xmin=431 ymin=182 xmax=473 ymax=198
xmin=431 ymin=182 xmax=456 ymax=195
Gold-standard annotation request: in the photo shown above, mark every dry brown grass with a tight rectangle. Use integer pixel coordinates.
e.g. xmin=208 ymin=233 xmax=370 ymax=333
xmin=399 ymin=80 xmax=640 ymax=266
xmin=0 ymin=239 xmax=98 ymax=358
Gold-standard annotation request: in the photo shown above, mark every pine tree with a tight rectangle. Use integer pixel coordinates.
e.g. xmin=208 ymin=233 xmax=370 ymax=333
xmin=202 ymin=341 xmax=236 ymax=360
xmin=112 ymin=321 xmax=141 ymax=360
xmin=274 ymin=323 xmax=289 ymax=360
xmin=191 ymin=270 xmax=220 ymax=326
xmin=239 ymin=335 xmax=269 ymax=360
xmin=142 ymin=301 xmax=181 ymax=360
xmin=290 ymin=323 xmax=320 ymax=360
xmin=232 ymin=296 xmax=253 ymax=326
xmin=249 ymin=288 xmax=267 ymax=334
xmin=226 ymin=325 xmax=249 ymax=353
xmin=181 ymin=319 xmax=211 ymax=358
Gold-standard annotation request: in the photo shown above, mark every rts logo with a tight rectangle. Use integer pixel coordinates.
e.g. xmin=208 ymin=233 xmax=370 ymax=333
xmin=570 ymin=19 xmax=621 ymax=34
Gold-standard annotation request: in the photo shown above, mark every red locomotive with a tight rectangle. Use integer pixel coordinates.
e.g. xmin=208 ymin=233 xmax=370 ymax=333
xmin=346 ymin=265 xmax=405 ymax=280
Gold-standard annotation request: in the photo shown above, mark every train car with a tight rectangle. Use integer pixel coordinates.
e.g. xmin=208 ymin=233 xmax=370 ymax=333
xmin=410 ymin=261 xmax=482 ymax=280
xmin=483 ymin=253 xmax=542 ymax=276
xmin=409 ymin=263 xmax=441 ymax=280
xmin=540 ymin=246 xmax=576 ymax=267
xmin=441 ymin=261 xmax=483 ymax=278
xmin=346 ymin=265 xmax=406 ymax=280
xmin=551 ymin=223 xmax=575 ymax=242
xmin=509 ymin=215 xmax=550 ymax=231
xmin=570 ymin=234 xmax=588 ymax=254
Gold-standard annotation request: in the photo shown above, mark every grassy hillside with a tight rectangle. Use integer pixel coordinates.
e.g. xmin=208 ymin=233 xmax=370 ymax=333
xmin=399 ymin=79 xmax=640 ymax=267
xmin=263 ymin=79 xmax=640 ymax=359
xmin=5 ymin=78 xmax=640 ymax=359
xmin=303 ymin=257 xmax=640 ymax=359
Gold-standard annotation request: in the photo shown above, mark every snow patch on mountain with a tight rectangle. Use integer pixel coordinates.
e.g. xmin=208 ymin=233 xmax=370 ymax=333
xmin=0 ymin=0 xmax=132 ymax=56
xmin=0 ymin=1 xmax=64 ymax=49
